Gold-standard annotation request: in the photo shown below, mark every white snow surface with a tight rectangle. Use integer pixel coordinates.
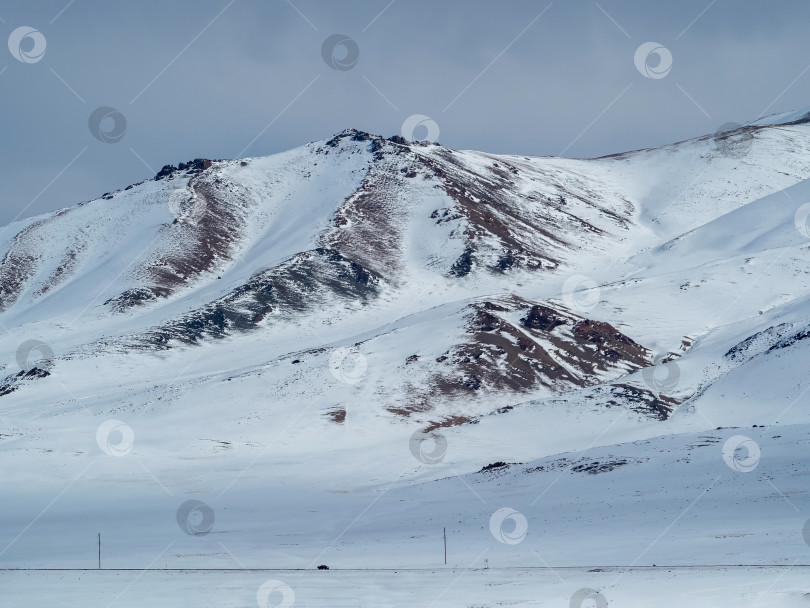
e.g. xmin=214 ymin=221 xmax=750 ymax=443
xmin=3 ymin=120 xmax=810 ymax=606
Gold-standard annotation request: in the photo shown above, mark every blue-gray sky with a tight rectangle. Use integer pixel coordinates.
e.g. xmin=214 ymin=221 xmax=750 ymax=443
xmin=2 ymin=0 xmax=810 ymax=226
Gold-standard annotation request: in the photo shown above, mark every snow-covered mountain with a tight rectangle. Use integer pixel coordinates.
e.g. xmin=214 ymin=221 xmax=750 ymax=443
xmin=4 ymin=109 xmax=810 ymax=606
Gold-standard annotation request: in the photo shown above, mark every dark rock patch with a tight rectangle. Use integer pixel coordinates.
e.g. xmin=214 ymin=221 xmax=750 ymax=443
xmin=325 ymin=408 xmax=346 ymax=424
xmin=571 ymin=459 xmax=629 ymax=475
xmin=450 ymin=248 xmax=475 ymax=277
xmin=521 ymin=304 xmax=567 ymax=332
xmin=479 ymin=461 xmax=509 ymax=472
xmin=139 ymin=248 xmax=383 ymax=346
xmin=0 ymin=366 xmax=51 ymax=398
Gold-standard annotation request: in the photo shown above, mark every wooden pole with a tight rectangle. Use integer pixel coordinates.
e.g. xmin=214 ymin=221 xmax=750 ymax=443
xmin=443 ymin=527 xmax=446 ymax=565
xmin=98 ymin=533 xmax=101 ymax=570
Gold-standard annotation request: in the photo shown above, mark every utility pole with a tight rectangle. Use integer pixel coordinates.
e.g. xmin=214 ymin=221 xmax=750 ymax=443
xmin=443 ymin=527 xmax=447 ymax=565
xmin=98 ymin=533 xmax=101 ymax=570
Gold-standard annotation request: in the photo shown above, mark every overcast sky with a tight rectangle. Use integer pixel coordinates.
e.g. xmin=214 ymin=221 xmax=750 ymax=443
xmin=2 ymin=0 xmax=810 ymax=226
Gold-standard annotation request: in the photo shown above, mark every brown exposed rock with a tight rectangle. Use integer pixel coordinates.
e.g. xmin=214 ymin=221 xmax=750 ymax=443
xmin=608 ymin=384 xmax=680 ymax=420
xmin=521 ymin=304 xmax=567 ymax=331
xmin=423 ymin=415 xmax=474 ymax=432
xmin=106 ymin=170 xmax=249 ymax=312
xmin=325 ymin=407 xmax=346 ymax=424
xmin=571 ymin=319 xmax=647 ymax=364
xmin=322 ymin=149 xmax=412 ymax=281
xmin=139 ymin=248 xmax=383 ymax=345
xmin=400 ymin=296 xmax=652 ymax=410
xmin=409 ymin=147 xmax=634 ymax=276
xmin=0 ymin=218 xmax=51 ymax=312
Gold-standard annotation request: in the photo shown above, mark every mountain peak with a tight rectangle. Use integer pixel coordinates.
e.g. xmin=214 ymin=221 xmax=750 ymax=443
xmin=321 ymin=127 xmax=441 ymax=149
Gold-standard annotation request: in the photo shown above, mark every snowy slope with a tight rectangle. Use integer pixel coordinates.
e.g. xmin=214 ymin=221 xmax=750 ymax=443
xmin=3 ymin=111 xmax=810 ymax=605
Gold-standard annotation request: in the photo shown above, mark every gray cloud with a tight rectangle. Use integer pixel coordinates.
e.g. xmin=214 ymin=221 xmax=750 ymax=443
xmin=2 ymin=0 xmax=810 ymax=226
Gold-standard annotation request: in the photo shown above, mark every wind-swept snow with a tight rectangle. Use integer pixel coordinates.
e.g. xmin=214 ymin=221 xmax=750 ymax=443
xmin=3 ymin=118 xmax=810 ymax=606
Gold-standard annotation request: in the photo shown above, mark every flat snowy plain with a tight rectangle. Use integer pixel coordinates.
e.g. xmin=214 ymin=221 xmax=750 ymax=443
xmin=4 ymin=567 xmax=809 ymax=607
